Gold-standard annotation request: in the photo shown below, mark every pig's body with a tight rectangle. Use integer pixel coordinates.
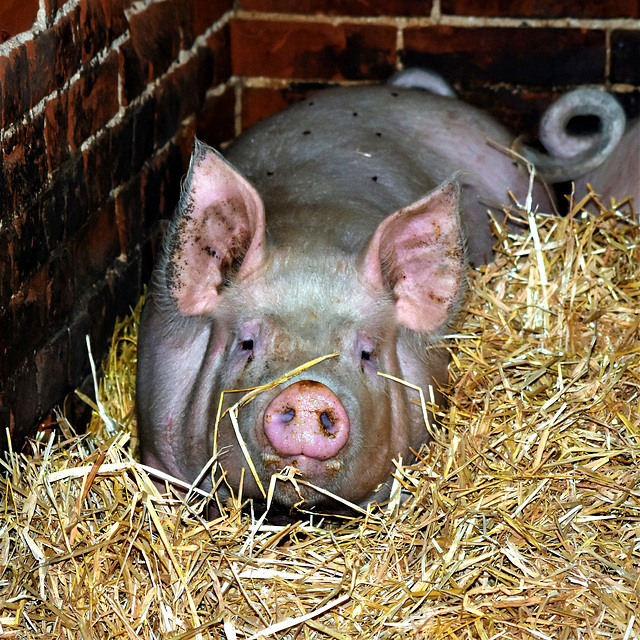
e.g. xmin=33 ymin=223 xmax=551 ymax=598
xmin=137 ymin=85 xmax=554 ymax=512
xmin=575 ymin=120 xmax=640 ymax=208
xmin=224 ymin=87 xmax=554 ymax=265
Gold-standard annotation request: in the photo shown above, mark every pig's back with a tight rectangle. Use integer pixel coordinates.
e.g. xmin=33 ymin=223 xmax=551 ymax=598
xmin=224 ymin=85 xmax=518 ymax=256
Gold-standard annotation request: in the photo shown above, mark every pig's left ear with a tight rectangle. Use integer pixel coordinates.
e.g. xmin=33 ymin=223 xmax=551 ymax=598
xmin=163 ymin=141 xmax=266 ymax=316
xmin=360 ymin=180 xmax=466 ymax=333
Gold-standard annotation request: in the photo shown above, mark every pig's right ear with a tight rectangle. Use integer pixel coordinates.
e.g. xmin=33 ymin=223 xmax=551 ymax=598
xmin=163 ymin=141 xmax=266 ymax=316
xmin=360 ymin=180 xmax=466 ymax=334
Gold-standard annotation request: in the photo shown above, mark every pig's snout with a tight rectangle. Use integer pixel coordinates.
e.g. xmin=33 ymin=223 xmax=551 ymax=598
xmin=263 ymin=381 xmax=350 ymax=460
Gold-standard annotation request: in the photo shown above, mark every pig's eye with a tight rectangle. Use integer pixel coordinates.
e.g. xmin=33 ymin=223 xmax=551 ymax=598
xmin=361 ymin=350 xmax=372 ymax=361
xmin=241 ymin=339 xmax=254 ymax=351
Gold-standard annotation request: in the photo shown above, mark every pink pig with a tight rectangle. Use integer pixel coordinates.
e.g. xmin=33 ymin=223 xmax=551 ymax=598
xmin=136 ymin=83 xmax=618 ymax=512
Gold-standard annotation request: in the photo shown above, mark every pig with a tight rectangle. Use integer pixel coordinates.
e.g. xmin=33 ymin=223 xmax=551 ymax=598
xmin=136 ymin=81 xmax=618 ymax=513
xmin=518 ymin=87 xmax=627 ymax=184
xmin=523 ymin=86 xmax=636 ymax=211
xmin=574 ymin=120 xmax=640 ymax=209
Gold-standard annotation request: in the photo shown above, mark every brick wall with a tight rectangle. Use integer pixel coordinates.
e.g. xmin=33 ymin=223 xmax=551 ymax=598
xmin=0 ymin=0 xmax=234 ymax=445
xmin=232 ymin=1 xmax=640 ymax=134
xmin=1 ymin=0 xmax=639 ymax=446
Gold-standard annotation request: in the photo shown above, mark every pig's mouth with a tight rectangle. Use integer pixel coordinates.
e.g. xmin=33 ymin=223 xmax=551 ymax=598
xmin=262 ymin=452 xmax=343 ymax=479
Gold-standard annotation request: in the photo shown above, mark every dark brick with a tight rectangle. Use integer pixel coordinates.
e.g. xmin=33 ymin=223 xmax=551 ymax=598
xmin=79 ymin=0 xmax=109 ymax=62
xmin=155 ymin=51 xmax=211 ymax=146
xmin=110 ymin=112 xmax=135 ymax=188
xmin=402 ymin=26 xmax=606 ymax=88
xmin=197 ymin=85 xmax=236 ymax=144
xmin=611 ymin=30 xmax=640 ymax=85
xmin=40 ymin=187 xmax=63 ymax=252
xmin=71 ymin=200 xmax=121 ymax=294
xmin=192 ymin=0 xmax=233 ymax=36
xmin=67 ymin=50 xmax=119 ymax=150
xmin=230 ymin=19 xmax=396 ymax=80
xmin=99 ymin=0 xmax=130 ymax=43
xmin=65 ymin=307 xmax=93 ymax=402
xmin=239 ymin=0 xmax=432 ymax=16
xmin=195 ymin=45 xmax=215 ymax=102
xmin=64 ymin=153 xmax=90 ymax=236
xmin=47 ymin=247 xmax=76 ymax=322
xmin=0 ymin=229 xmax=12 ymax=310
xmin=132 ymin=96 xmax=156 ymax=173
xmin=25 ymin=29 xmax=56 ymax=108
xmin=44 ymin=90 xmax=71 ymax=173
xmin=141 ymin=142 xmax=185 ymax=229
xmin=0 ymin=0 xmax=38 ymax=40
xmin=441 ymin=0 xmax=639 ymax=18
xmin=240 ymin=85 xmax=322 ymax=130
xmin=34 ymin=331 xmax=70 ymax=422
xmin=0 ymin=146 xmax=5 ymax=224
xmin=83 ymin=130 xmax=113 ymax=211
xmin=3 ymin=113 xmax=48 ymax=215
xmin=114 ymin=173 xmax=142 ymax=255
xmin=11 ymin=363 xmax=38 ymax=441
xmin=44 ymin=0 xmax=64 ymax=25
xmin=11 ymin=203 xmax=49 ymax=301
xmin=614 ymin=89 xmax=640 ymax=120
xmin=0 ymin=45 xmax=31 ymax=127
xmin=1 ymin=271 xmax=49 ymax=379
xmin=154 ymin=75 xmax=182 ymax=150
xmin=206 ymin=23 xmax=232 ymax=86
xmin=455 ymin=86 xmax=556 ymax=140
xmin=54 ymin=8 xmax=82 ymax=88
xmin=128 ymin=0 xmax=193 ymax=80
xmin=119 ymin=38 xmax=151 ymax=105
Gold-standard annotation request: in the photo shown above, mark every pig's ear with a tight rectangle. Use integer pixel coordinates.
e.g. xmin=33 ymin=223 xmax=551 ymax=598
xmin=360 ymin=180 xmax=466 ymax=333
xmin=164 ymin=141 xmax=266 ymax=316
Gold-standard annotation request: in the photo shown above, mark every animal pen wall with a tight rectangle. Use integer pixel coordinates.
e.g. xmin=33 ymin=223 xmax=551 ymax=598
xmin=1 ymin=0 xmax=639 ymax=445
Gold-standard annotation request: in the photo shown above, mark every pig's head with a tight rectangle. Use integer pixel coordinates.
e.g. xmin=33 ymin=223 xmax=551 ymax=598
xmin=137 ymin=141 xmax=467 ymax=512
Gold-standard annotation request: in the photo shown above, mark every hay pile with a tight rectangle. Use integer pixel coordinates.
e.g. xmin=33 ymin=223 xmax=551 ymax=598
xmin=1 ymin=191 xmax=639 ymax=639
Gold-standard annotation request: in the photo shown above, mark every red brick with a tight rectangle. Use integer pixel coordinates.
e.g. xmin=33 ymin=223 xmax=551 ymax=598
xmin=240 ymin=85 xmax=319 ymax=130
xmin=128 ymin=0 xmax=193 ymax=80
xmin=191 ymin=0 xmax=233 ymax=37
xmin=441 ymin=0 xmax=639 ymax=18
xmin=402 ymin=26 xmax=606 ymax=87
xmin=239 ymin=0 xmax=432 ymax=16
xmin=0 ymin=0 xmax=38 ymax=40
xmin=67 ymin=50 xmax=119 ymax=150
xmin=231 ymin=19 xmax=396 ymax=80
xmin=0 ymin=45 xmax=31 ymax=127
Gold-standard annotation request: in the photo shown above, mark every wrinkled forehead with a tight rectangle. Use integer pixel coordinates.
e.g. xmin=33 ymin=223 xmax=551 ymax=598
xmin=228 ymin=252 xmax=393 ymax=339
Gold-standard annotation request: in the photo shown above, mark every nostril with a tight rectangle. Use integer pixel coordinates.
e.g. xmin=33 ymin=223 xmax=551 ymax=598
xmin=320 ymin=411 xmax=335 ymax=435
xmin=281 ymin=407 xmax=295 ymax=423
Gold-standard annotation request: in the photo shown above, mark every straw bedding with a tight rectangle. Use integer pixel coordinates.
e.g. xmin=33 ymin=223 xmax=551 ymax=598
xmin=1 ymin=189 xmax=638 ymax=639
